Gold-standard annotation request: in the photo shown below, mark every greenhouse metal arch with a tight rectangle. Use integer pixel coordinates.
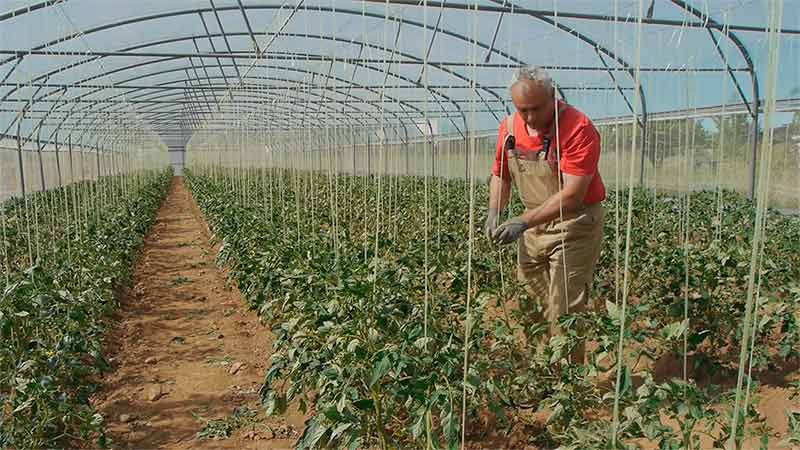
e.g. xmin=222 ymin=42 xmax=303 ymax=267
xmin=2 ymin=1 xmax=798 ymax=197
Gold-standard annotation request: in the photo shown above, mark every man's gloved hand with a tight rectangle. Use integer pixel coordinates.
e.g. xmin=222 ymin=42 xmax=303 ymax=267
xmin=484 ymin=207 xmax=499 ymax=241
xmin=492 ymin=216 xmax=529 ymax=245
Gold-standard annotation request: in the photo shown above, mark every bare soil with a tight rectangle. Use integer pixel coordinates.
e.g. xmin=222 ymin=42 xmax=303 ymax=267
xmin=92 ymin=177 xmax=306 ymax=450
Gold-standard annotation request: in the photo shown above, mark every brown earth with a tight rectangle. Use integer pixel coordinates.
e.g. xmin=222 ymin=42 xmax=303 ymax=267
xmin=92 ymin=177 xmax=306 ymax=450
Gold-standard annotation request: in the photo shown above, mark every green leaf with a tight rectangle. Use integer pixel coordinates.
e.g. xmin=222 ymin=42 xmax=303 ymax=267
xmin=688 ymin=330 xmax=711 ymax=347
xmin=262 ymin=390 xmax=287 ymax=415
xmin=414 ymin=337 xmax=433 ymax=350
xmin=331 ymin=423 xmax=352 ymax=440
xmin=298 ymin=417 xmax=329 ymax=450
xmin=411 ymin=411 xmax=426 ymax=439
xmin=323 ymin=407 xmax=343 ymax=422
xmin=353 ymin=399 xmax=374 ymax=411
xmin=369 ymin=354 xmax=392 ymax=387
xmin=619 ymin=366 xmax=632 ymax=395
xmin=12 ymin=399 xmax=32 ymax=414
xmin=606 ymin=301 xmax=620 ymax=320
xmin=660 ymin=320 xmax=688 ymax=341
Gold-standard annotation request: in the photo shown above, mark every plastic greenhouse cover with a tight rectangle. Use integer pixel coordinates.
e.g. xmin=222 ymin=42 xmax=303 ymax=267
xmin=0 ymin=0 xmax=797 ymax=138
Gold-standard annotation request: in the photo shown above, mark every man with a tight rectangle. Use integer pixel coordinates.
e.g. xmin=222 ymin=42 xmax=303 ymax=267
xmin=484 ymin=66 xmax=605 ymax=363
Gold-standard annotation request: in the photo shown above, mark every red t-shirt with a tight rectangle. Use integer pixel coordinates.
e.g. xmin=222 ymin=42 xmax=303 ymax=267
xmin=492 ymin=102 xmax=606 ymax=205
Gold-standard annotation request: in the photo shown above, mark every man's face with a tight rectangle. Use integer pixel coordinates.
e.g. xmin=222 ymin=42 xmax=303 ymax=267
xmin=511 ymin=81 xmax=556 ymax=133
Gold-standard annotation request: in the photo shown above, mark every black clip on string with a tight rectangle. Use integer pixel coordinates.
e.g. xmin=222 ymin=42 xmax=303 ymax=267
xmin=506 ymin=135 xmax=516 ymax=151
xmin=542 ymin=137 xmax=552 ymax=160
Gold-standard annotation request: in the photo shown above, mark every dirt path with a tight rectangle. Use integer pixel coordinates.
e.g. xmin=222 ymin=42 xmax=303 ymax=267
xmin=93 ymin=177 xmax=305 ymax=450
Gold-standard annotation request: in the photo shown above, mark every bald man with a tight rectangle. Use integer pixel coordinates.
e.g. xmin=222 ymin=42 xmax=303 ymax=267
xmin=485 ymin=66 xmax=606 ymax=363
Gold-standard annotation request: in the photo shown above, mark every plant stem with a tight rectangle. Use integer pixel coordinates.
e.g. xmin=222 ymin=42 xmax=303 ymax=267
xmin=373 ymin=386 xmax=389 ymax=450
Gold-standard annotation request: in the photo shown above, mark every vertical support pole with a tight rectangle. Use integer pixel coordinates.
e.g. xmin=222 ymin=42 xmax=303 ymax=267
xmin=16 ymin=113 xmax=26 ymax=197
xmin=404 ymin=126 xmax=410 ymax=175
xmin=16 ymin=106 xmax=34 ymax=269
xmin=96 ymin=141 xmax=101 ymax=181
xmin=638 ymin=89 xmax=649 ymax=186
xmin=464 ymin=136 xmax=469 ymax=183
xmin=95 ymin=138 xmax=102 ymax=222
xmin=639 ymin=122 xmax=647 ymax=186
xmin=747 ymin=77 xmax=760 ymax=200
xmin=68 ymin=134 xmax=74 ymax=185
xmin=36 ymin=137 xmax=46 ymax=192
xmin=430 ymin=136 xmax=436 ymax=181
xmin=55 ymin=132 xmax=63 ymax=188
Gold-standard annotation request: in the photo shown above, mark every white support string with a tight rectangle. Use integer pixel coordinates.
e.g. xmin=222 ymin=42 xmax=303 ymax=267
xmin=730 ymin=3 xmax=784 ymax=445
xmin=460 ymin=2 xmax=479 ymax=448
xmin=421 ymin=2 xmax=435 ymax=446
xmin=0 ymin=191 xmax=7 ymax=285
xmin=611 ymin=0 xmax=645 ymax=446
xmin=423 ymin=0 xmax=431 ymax=349
xmin=613 ymin=0 xmax=621 ymax=310
xmin=682 ymin=65 xmax=700 ymax=388
xmin=715 ymin=16 xmax=731 ymax=242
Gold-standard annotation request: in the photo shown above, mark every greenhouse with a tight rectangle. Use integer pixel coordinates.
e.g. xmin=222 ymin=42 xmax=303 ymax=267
xmin=0 ymin=0 xmax=799 ymax=449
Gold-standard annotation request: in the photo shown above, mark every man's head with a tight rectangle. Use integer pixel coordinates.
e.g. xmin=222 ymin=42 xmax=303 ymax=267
xmin=510 ymin=66 xmax=556 ymax=133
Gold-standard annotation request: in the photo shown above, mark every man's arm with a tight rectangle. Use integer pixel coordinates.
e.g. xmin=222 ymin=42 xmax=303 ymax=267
xmin=520 ymin=173 xmax=593 ymax=227
xmin=488 ymin=174 xmax=511 ymax=211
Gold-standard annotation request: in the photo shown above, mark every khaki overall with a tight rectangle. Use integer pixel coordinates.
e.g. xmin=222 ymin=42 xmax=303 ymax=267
xmin=503 ymin=112 xmax=604 ymax=362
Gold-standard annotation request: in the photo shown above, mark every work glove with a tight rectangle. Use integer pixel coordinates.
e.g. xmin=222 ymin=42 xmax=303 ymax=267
xmin=492 ymin=216 xmax=529 ymax=245
xmin=484 ymin=207 xmax=499 ymax=241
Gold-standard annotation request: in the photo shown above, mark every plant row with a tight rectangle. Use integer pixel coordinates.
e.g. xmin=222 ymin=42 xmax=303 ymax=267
xmin=187 ymin=167 xmax=800 ymax=450
xmin=0 ymin=168 xmax=172 ymax=449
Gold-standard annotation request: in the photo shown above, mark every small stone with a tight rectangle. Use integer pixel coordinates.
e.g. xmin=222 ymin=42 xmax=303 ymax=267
xmin=128 ymin=431 xmax=147 ymax=442
xmin=263 ymin=428 xmax=275 ymax=439
xmin=276 ymin=425 xmax=289 ymax=437
xmin=145 ymin=357 xmax=157 ymax=365
xmin=229 ymin=362 xmax=244 ymax=375
xmin=144 ymin=384 xmax=164 ymax=402
xmin=217 ymin=333 xmax=224 ymax=339
xmin=119 ymin=414 xmax=133 ymax=423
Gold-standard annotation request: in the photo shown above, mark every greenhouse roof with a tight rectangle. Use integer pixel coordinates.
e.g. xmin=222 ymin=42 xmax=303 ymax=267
xmin=0 ymin=0 xmax=798 ymax=147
